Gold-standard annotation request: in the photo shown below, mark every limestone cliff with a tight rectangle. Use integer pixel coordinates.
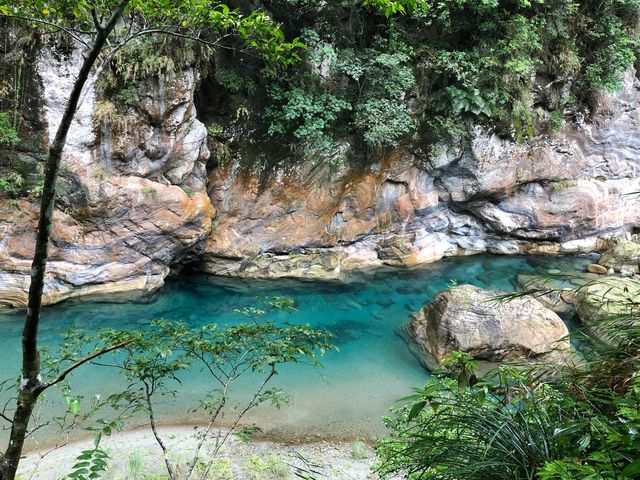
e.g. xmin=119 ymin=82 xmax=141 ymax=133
xmin=0 ymin=49 xmax=639 ymax=308
xmin=203 ymin=70 xmax=640 ymax=278
xmin=0 ymin=48 xmax=214 ymax=309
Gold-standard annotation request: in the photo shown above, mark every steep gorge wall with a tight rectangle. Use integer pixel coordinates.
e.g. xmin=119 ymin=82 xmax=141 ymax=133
xmin=0 ymin=51 xmax=639 ymax=308
xmin=0 ymin=48 xmax=214 ymax=309
xmin=203 ymin=70 xmax=640 ymax=278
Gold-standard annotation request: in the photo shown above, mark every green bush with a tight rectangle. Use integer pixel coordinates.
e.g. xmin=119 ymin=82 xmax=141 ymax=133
xmin=0 ymin=172 xmax=24 ymax=197
xmin=0 ymin=112 xmax=19 ymax=147
xmin=266 ymin=84 xmax=350 ymax=150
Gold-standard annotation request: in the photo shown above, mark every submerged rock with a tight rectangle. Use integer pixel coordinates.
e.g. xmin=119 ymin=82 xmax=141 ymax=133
xmin=408 ymin=284 xmax=570 ymax=369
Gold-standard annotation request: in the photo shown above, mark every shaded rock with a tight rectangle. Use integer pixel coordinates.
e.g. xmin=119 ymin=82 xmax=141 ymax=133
xmin=0 ymin=183 xmax=214 ymax=309
xmin=598 ymin=241 xmax=640 ymax=274
xmin=200 ymin=251 xmax=343 ymax=280
xmin=408 ymin=284 xmax=570 ymax=369
xmin=576 ymin=277 xmax=640 ymax=345
xmin=576 ymin=277 xmax=640 ymax=324
xmin=515 ymin=274 xmax=577 ymax=316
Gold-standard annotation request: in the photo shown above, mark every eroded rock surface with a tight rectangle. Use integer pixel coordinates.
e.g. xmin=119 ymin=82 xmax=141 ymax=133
xmin=408 ymin=284 xmax=571 ymax=369
xmin=0 ymin=49 xmax=214 ymax=309
xmin=203 ymin=72 xmax=640 ymax=279
xmin=597 ymin=240 xmax=640 ymax=276
xmin=1 ymin=51 xmax=640 ymax=305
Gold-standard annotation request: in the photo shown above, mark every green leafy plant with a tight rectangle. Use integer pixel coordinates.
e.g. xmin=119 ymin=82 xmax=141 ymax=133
xmin=0 ymin=172 xmax=24 ymax=197
xmin=376 ymin=277 xmax=640 ymax=480
xmin=0 ymin=112 xmax=19 ymax=147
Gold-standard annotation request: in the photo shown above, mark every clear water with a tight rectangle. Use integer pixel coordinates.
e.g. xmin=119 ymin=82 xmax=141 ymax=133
xmin=0 ymin=255 xmax=591 ymax=443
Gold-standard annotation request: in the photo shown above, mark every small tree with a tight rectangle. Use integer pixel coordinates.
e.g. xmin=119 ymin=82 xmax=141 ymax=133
xmin=0 ymin=2 xmax=303 ymax=479
xmin=94 ymin=298 xmax=331 ymax=480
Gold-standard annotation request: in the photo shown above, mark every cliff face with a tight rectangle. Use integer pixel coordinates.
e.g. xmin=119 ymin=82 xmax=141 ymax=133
xmin=0 ymin=51 xmax=639 ymax=308
xmin=0 ymin=49 xmax=214 ymax=309
xmin=203 ymin=70 xmax=640 ymax=278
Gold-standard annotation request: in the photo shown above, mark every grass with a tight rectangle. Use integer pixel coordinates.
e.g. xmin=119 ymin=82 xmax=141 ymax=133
xmin=127 ymin=448 xmax=148 ymax=480
xmin=245 ymin=453 xmax=291 ymax=479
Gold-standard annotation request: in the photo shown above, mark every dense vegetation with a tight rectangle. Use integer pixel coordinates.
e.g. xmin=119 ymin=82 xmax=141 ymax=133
xmin=1 ymin=0 xmax=639 ymax=190
xmin=375 ymin=279 xmax=640 ymax=479
xmin=200 ymin=0 xmax=640 ymax=160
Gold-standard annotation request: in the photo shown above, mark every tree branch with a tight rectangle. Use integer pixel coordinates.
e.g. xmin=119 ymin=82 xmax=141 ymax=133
xmin=35 ymin=340 xmax=133 ymax=394
xmin=3 ymin=15 xmax=92 ymax=48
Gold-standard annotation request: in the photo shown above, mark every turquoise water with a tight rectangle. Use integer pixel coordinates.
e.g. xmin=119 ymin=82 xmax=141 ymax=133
xmin=0 ymin=255 xmax=591 ymax=443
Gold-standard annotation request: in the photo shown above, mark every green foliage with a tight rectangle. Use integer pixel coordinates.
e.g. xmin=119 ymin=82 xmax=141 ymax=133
xmin=406 ymin=0 xmax=639 ymax=140
xmin=0 ymin=171 xmax=24 ymax=197
xmin=259 ymin=0 xmax=639 ymax=153
xmin=0 ymin=112 xmax=19 ymax=147
xmin=362 ymin=0 xmax=427 ymax=18
xmin=67 ymin=433 xmax=111 ymax=480
xmin=265 ymin=33 xmax=416 ymax=150
xmin=207 ymin=123 xmax=225 ymax=138
xmin=266 ymin=84 xmax=350 ymax=151
xmin=245 ymin=453 xmax=291 ymax=480
xmin=197 ymin=457 xmax=233 ymax=480
xmin=354 ymin=98 xmax=413 ymax=147
xmin=351 ymin=441 xmax=370 ymax=460
xmin=215 ymin=68 xmax=257 ymax=95
xmin=339 ymin=36 xmax=417 ymax=146
xmin=376 ymin=278 xmax=640 ymax=480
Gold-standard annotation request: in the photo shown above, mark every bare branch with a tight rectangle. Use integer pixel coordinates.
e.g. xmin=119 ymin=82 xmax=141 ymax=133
xmin=90 ymin=8 xmax=103 ymax=33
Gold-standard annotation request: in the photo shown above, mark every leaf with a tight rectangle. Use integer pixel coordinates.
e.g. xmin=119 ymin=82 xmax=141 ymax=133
xmin=622 ymin=459 xmax=640 ymax=478
xmin=408 ymin=401 xmax=426 ymax=421
xmin=69 ymin=398 xmax=81 ymax=416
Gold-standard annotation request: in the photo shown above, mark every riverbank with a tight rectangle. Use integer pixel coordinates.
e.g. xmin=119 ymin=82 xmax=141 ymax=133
xmin=18 ymin=425 xmax=386 ymax=480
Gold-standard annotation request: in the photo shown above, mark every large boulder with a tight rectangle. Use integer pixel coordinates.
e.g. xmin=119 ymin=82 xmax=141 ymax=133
xmin=576 ymin=277 xmax=640 ymax=345
xmin=576 ymin=277 xmax=640 ymax=324
xmin=408 ymin=284 xmax=570 ymax=369
xmin=597 ymin=241 xmax=640 ymax=276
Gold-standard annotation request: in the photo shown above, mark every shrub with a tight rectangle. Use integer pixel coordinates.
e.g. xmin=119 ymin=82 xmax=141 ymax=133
xmin=0 ymin=172 xmax=24 ymax=197
xmin=0 ymin=112 xmax=19 ymax=147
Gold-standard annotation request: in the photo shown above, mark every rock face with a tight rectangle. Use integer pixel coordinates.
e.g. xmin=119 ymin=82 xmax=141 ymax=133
xmin=597 ymin=240 xmax=640 ymax=276
xmin=408 ymin=285 xmax=571 ymax=368
xmin=1 ymin=49 xmax=640 ymax=306
xmin=0 ymin=48 xmax=214 ymax=309
xmin=203 ymin=71 xmax=640 ymax=279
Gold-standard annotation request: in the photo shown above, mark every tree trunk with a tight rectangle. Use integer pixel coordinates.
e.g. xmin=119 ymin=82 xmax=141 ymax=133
xmin=0 ymin=4 xmax=129 ymax=479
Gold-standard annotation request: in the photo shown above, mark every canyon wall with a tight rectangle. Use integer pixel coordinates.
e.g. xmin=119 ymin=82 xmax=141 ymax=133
xmin=0 ymin=52 xmax=639 ymax=308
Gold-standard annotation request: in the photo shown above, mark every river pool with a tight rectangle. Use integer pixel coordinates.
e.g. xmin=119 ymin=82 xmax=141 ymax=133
xmin=0 ymin=254 xmax=591 ymax=444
